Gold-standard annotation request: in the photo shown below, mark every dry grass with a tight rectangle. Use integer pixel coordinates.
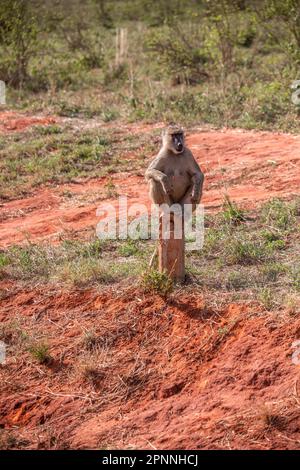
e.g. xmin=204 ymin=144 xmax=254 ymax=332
xmin=0 ymin=198 xmax=299 ymax=311
xmin=0 ymin=123 xmax=157 ymax=200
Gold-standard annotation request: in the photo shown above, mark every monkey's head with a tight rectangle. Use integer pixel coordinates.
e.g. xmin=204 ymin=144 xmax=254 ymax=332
xmin=162 ymin=125 xmax=185 ymax=154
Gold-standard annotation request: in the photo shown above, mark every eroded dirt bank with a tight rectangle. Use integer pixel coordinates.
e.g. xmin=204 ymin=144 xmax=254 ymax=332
xmin=0 ymin=286 xmax=300 ymax=449
xmin=0 ymin=122 xmax=300 ymax=247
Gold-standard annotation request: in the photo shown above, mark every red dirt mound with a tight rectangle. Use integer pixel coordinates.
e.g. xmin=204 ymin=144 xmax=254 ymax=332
xmin=0 ymin=128 xmax=299 ymax=247
xmin=0 ymin=111 xmax=56 ymax=132
xmin=0 ymin=286 xmax=300 ymax=449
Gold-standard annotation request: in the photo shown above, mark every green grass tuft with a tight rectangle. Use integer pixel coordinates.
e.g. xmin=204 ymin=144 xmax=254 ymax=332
xmin=141 ymin=269 xmax=173 ymax=297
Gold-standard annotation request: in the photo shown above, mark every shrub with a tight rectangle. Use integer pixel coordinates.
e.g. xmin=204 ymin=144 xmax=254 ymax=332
xmin=141 ymin=269 xmax=173 ymax=296
xmin=222 ymin=195 xmax=246 ymax=225
xmin=0 ymin=0 xmax=38 ymax=87
xmin=261 ymin=198 xmax=296 ymax=231
xmin=146 ymin=26 xmax=209 ymax=85
xmin=28 ymin=342 xmax=51 ymax=364
xmin=291 ymin=267 xmax=300 ymax=291
xmin=224 ymin=237 xmax=267 ymax=265
xmin=258 ymin=287 xmax=276 ymax=310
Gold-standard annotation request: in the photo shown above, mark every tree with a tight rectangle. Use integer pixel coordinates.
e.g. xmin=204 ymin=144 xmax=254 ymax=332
xmin=254 ymin=0 xmax=300 ymax=63
xmin=0 ymin=0 xmax=39 ymax=87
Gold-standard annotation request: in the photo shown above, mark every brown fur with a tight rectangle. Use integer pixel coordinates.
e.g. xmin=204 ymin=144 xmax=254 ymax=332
xmin=145 ymin=127 xmax=204 ymax=210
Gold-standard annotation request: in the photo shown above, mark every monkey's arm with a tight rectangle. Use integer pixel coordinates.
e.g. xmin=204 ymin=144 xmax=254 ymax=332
xmin=145 ymin=168 xmax=166 ymax=182
xmin=189 ymin=157 xmax=204 ymax=203
xmin=145 ymin=157 xmax=172 ymax=195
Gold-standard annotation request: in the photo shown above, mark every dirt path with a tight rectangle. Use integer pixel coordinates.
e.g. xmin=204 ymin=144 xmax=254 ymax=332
xmin=0 ymin=124 xmax=299 ymax=247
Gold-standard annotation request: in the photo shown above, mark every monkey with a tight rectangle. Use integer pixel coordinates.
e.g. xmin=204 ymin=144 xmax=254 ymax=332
xmin=145 ymin=125 xmax=204 ymax=267
xmin=146 ymin=125 xmax=204 ymax=212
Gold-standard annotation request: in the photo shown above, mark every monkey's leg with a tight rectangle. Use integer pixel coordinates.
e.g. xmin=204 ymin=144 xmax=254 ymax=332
xmin=180 ymin=187 xmax=198 ymax=214
xmin=149 ymin=179 xmax=173 ymax=206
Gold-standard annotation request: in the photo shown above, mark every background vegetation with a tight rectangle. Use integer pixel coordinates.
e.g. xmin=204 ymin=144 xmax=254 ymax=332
xmin=1 ymin=0 xmax=300 ymax=131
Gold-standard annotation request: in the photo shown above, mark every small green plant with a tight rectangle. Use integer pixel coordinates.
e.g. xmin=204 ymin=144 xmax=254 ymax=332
xmin=261 ymin=230 xmax=285 ymax=251
xmin=104 ymin=179 xmax=118 ymax=198
xmin=261 ymin=263 xmax=286 ymax=282
xmin=258 ymin=287 xmax=275 ymax=310
xmin=0 ymin=253 xmax=10 ymax=267
xmin=261 ymin=230 xmax=281 ymax=243
xmin=261 ymin=199 xmax=296 ymax=231
xmin=225 ymin=271 xmax=249 ymax=290
xmin=102 ymin=110 xmax=119 ymax=122
xmin=218 ymin=326 xmax=229 ymax=336
xmin=28 ymin=342 xmax=51 ymax=364
xmin=202 ymin=227 xmax=223 ymax=257
xmin=57 ymin=259 xmax=112 ymax=287
xmin=290 ymin=267 xmax=300 ymax=291
xmin=266 ymin=239 xmax=286 ymax=251
xmin=141 ymin=269 xmax=173 ymax=296
xmin=57 ymin=102 xmax=82 ymax=117
xmin=222 ymin=195 xmax=246 ymax=225
xmin=34 ymin=125 xmax=63 ymax=135
xmin=285 ymin=294 xmax=300 ymax=316
xmin=118 ymin=240 xmax=140 ymax=257
xmin=81 ymin=239 xmax=103 ymax=258
xmin=225 ymin=238 xmax=266 ymax=265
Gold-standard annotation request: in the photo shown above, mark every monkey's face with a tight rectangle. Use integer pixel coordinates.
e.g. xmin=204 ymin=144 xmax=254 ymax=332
xmin=163 ymin=131 xmax=185 ymax=154
xmin=171 ymin=132 xmax=184 ymax=153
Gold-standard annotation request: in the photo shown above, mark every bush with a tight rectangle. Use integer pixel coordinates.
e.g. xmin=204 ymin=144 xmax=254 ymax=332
xmin=141 ymin=269 xmax=173 ymax=296
xmin=224 ymin=237 xmax=268 ymax=265
xmin=146 ymin=26 xmax=209 ymax=85
xmin=261 ymin=198 xmax=297 ymax=231
xmin=28 ymin=342 xmax=51 ymax=364
xmin=222 ymin=196 xmax=246 ymax=225
xmin=0 ymin=0 xmax=38 ymax=87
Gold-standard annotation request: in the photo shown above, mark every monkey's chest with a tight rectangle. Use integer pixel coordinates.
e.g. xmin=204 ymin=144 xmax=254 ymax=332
xmin=168 ymin=170 xmax=190 ymax=201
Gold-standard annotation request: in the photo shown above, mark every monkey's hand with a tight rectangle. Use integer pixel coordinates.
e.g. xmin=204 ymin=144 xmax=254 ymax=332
xmin=190 ymin=171 xmax=204 ymax=204
xmin=190 ymin=191 xmax=200 ymax=204
xmin=191 ymin=185 xmax=202 ymax=204
xmin=161 ymin=176 xmax=172 ymax=196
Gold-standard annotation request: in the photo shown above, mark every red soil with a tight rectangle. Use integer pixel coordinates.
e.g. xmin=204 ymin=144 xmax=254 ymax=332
xmin=0 ymin=286 xmax=300 ymax=449
xmin=0 ymin=111 xmax=56 ymax=133
xmin=0 ymin=125 xmax=299 ymax=247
